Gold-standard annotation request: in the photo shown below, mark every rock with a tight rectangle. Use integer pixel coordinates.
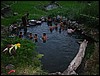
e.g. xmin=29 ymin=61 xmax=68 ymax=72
xmin=1 ymin=73 xmax=6 ymax=75
xmin=1 ymin=15 xmax=4 ymax=19
xmin=49 ymin=72 xmax=62 ymax=75
xmin=13 ymin=12 xmax=18 ymax=16
xmin=62 ymin=40 xmax=88 ymax=75
xmin=45 ymin=4 xmax=58 ymax=10
xmin=5 ymin=64 xmax=14 ymax=70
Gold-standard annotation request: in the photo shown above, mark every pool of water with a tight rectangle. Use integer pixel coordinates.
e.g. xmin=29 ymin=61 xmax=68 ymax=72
xmin=20 ymin=22 xmax=79 ymax=73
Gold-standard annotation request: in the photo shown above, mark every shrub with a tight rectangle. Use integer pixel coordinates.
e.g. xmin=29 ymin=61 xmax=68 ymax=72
xmin=1 ymin=37 xmax=44 ymax=75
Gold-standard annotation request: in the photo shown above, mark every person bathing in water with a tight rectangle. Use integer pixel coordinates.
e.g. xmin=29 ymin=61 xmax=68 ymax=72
xmin=67 ymin=27 xmax=76 ymax=36
xmin=47 ymin=16 xmax=52 ymax=26
xmin=49 ymin=26 xmax=53 ymax=33
xmin=42 ymin=33 xmax=47 ymax=43
xmin=19 ymin=32 xmax=23 ymax=38
xmin=55 ymin=24 xmax=58 ymax=32
xmin=59 ymin=21 xmax=64 ymax=31
xmin=28 ymin=33 xmax=33 ymax=39
xmin=34 ymin=34 xmax=38 ymax=42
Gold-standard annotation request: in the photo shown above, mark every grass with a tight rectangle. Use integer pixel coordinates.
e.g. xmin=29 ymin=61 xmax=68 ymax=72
xmin=1 ymin=1 xmax=99 ymax=75
xmin=14 ymin=66 xmax=47 ymax=75
xmin=1 ymin=1 xmax=49 ymax=26
xmin=1 ymin=15 xmax=22 ymax=26
xmin=81 ymin=42 xmax=99 ymax=75
xmin=10 ymin=1 xmax=49 ymax=18
xmin=1 ymin=1 xmax=87 ymax=26
xmin=85 ymin=42 xmax=95 ymax=59
xmin=1 ymin=1 xmax=14 ymax=9
xmin=47 ymin=1 xmax=86 ymax=16
xmin=1 ymin=37 xmax=47 ymax=75
xmin=1 ymin=1 xmax=99 ymax=26
xmin=1 ymin=1 xmax=98 ymax=26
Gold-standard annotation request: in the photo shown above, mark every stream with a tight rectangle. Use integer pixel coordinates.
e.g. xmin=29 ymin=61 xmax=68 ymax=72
xmin=19 ymin=22 xmax=80 ymax=73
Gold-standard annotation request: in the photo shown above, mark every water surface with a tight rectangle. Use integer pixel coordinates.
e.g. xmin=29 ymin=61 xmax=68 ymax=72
xmin=20 ymin=22 xmax=79 ymax=73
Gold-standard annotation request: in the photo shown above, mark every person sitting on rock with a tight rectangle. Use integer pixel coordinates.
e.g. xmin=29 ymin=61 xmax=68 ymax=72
xmin=42 ymin=33 xmax=47 ymax=43
xmin=9 ymin=24 xmax=14 ymax=34
xmin=56 ymin=15 xmax=62 ymax=22
xmin=59 ymin=16 xmax=63 ymax=23
xmin=59 ymin=21 xmax=64 ymax=30
xmin=9 ymin=22 xmax=18 ymax=35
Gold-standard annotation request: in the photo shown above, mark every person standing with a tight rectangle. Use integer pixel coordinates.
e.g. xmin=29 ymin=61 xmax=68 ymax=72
xmin=49 ymin=26 xmax=53 ymax=33
xmin=22 ymin=12 xmax=29 ymax=35
xmin=55 ymin=24 xmax=58 ymax=32
xmin=47 ymin=16 xmax=52 ymax=26
xmin=22 ymin=15 xmax=27 ymax=35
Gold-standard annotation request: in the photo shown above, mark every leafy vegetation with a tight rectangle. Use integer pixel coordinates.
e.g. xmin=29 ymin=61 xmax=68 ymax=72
xmin=1 ymin=1 xmax=99 ymax=75
xmin=1 ymin=1 xmax=14 ymax=9
xmin=81 ymin=1 xmax=99 ymax=17
xmin=1 ymin=1 xmax=99 ymax=28
xmin=74 ymin=1 xmax=99 ymax=29
xmin=1 ymin=37 xmax=47 ymax=75
xmin=1 ymin=1 xmax=49 ymax=26
xmin=80 ymin=42 xmax=99 ymax=75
